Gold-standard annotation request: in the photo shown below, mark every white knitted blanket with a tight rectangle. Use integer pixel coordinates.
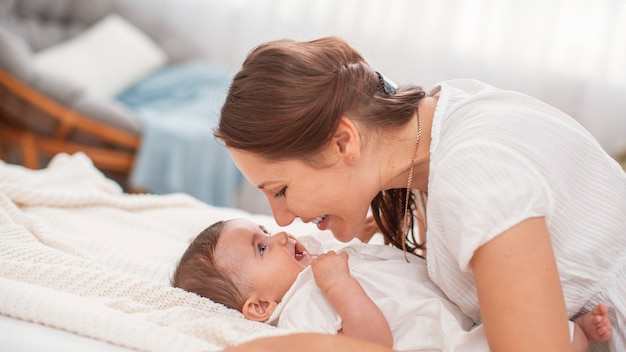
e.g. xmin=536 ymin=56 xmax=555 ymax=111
xmin=0 ymin=153 xmax=318 ymax=351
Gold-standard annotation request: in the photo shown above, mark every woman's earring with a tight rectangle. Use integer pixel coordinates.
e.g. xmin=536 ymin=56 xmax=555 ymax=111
xmin=351 ymin=156 xmax=357 ymax=161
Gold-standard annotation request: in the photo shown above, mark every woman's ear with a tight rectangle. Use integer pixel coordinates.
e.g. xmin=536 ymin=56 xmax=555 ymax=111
xmin=242 ymin=297 xmax=278 ymax=322
xmin=332 ymin=117 xmax=361 ymax=163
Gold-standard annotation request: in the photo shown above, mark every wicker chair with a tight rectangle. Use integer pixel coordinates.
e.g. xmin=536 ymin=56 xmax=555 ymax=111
xmin=0 ymin=0 xmax=198 ymax=188
xmin=0 ymin=66 xmax=139 ymax=178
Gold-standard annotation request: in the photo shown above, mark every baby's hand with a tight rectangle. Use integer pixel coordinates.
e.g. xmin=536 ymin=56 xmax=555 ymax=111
xmin=311 ymin=251 xmax=351 ymax=293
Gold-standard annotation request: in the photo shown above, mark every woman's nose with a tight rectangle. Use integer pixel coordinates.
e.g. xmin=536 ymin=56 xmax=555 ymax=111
xmin=267 ymin=197 xmax=297 ymax=227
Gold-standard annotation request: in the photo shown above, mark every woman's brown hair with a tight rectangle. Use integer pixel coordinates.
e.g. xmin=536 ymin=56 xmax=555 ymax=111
xmin=215 ymin=36 xmax=426 ymax=254
xmin=171 ymin=220 xmax=247 ymax=311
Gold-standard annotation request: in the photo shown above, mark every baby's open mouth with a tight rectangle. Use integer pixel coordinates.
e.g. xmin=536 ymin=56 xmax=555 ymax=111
xmin=294 ymin=242 xmax=307 ymax=261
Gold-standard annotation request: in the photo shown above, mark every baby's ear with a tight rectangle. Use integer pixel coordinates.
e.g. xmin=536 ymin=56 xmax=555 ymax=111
xmin=242 ymin=297 xmax=278 ymax=322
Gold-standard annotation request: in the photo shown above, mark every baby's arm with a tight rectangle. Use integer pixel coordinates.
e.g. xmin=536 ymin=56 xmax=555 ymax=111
xmin=311 ymin=251 xmax=393 ymax=347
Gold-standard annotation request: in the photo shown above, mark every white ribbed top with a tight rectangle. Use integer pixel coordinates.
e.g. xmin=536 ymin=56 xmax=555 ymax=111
xmin=425 ymin=79 xmax=626 ymax=323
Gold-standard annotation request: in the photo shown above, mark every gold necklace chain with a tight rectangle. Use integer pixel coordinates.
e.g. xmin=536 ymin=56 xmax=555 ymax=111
xmin=400 ymin=110 xmax=422 ymax=258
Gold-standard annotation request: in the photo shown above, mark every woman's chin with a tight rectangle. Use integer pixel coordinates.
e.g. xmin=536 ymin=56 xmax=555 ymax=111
xmin=318 ymin=216 xmax=360 ymax=242
xmin=329 ymin=224 xmax=358 ymax=243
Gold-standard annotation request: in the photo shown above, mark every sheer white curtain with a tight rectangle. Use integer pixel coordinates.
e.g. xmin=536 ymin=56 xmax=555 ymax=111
xmin=167 ymin=0 xmax=626 ymax=155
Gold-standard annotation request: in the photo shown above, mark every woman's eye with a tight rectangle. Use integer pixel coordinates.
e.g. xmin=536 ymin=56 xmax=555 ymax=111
xmin=258 ymin=245 xmax=267 ymax=256
xmin=274 ymin=187 xmax=287 ymax=198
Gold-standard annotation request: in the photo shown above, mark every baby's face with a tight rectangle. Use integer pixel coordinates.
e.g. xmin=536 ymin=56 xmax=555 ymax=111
xmin=215 ymin=219 xmax=314 ymax=302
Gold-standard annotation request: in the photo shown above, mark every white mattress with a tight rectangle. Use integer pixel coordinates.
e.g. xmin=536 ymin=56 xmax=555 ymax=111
xmin=0 ymin=315 xmax=132 ymax=351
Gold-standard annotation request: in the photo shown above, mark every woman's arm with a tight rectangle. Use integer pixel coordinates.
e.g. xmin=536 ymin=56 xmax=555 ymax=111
xmin=471 ymin=216 xmax=571 ymax=351
xmin=312 ymin=251 xmax=394 ymax=347
xmin=223 ymin=333 xmax=396 ymax=352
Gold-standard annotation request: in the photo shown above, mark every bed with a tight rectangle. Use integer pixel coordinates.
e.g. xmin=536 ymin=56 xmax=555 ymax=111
xmin=0 ymin=152 xmax=336 ymax=351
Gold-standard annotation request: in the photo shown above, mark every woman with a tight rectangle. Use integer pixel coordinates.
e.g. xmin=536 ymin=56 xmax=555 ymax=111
xmin=215 ymin=36 xmax=625 ymax=351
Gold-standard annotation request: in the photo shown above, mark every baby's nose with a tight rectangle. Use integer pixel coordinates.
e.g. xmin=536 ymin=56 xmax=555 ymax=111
xmin=272 ymin=232 xmax=289 ymax=245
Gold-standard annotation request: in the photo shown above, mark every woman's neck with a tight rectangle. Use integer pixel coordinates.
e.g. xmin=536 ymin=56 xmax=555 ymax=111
xmin=378 ymin=96 xmax=437 ymax=193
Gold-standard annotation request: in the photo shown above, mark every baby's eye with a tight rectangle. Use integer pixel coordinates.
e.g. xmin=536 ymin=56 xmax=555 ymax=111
xmin=274 ymin=186 xmax=287 ymax=198
xmin=258 ymin=245 xmax=267 ymax=256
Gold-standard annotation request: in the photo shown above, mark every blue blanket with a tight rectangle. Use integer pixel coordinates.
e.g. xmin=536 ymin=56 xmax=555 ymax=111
xmin=116 ymin=61 xmax=243 ymax=207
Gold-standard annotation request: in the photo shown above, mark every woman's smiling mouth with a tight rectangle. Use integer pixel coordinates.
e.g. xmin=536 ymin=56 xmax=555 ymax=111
xmin=311 ymin=215 xmax=326 ymax=225
xmin=311 ymin=215 xmax=329 ymax=230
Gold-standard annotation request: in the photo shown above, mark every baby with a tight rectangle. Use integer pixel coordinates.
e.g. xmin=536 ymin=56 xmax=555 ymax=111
xmin=172 ymin=218 xmax=612 ymax=351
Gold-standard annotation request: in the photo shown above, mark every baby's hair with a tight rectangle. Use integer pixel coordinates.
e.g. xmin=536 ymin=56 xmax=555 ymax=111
xmin=171 ymin=220 xmax=247 ymax=311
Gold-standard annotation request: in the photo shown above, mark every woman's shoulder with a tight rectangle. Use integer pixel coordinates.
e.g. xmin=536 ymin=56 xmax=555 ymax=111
xmin=430 ymin=79 xmax=584 ymax=158
xmin=432 ymin=78 xmax=560 ymax=116
xmin=429 ymin=79 xmax=498 ymax=97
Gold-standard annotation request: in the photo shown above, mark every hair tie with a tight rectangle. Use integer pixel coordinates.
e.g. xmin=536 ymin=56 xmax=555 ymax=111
xmin=376 ymin=71 xmax=398 ymax=95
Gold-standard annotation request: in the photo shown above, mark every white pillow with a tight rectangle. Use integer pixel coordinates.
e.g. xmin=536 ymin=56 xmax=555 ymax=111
xmin=33 ymin=14 xmax=168 ymax=97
